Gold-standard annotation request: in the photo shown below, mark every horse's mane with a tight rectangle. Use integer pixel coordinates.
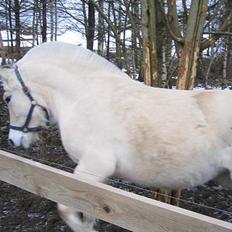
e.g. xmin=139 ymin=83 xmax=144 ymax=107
xmin=18 ymin=42 xmax=123 ymax=75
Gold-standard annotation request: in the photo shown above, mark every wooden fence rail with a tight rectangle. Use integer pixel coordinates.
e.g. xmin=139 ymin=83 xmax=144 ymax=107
xmin=0 ymin=149 xmax=231 ymax=232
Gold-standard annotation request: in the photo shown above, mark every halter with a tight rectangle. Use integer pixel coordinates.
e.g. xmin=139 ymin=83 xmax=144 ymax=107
xmin=9 ymin=65 xmax=50 ymax=133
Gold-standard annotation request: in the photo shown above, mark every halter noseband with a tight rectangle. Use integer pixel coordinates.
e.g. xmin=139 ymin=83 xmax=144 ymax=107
xmin=9 ymin=66 xmax=49 ymax=133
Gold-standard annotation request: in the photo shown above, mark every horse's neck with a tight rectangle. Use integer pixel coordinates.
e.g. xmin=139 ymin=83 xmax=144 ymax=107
xmin=21 ymin=65 xmax=79 ymax=125
xmin=21 ymin=63 xmax=126 ymax=127
xmin=22 ymin=63 xmax=76 ymax=89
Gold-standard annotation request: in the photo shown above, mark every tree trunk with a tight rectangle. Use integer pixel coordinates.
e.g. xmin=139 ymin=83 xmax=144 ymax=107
xmin=106 ymin=1 xmax=111 ymax=60
xmin=225 ymin=0 xmax=232 ymax=79
xmin=41 ymin=0 xmax=47 ymax=43
xmin=181 ymin=0 xmax=188 ymax=33
xmin=155 ymin=1 xmax=166 ymax=87
xmin=110 ymin=1 xmax=122 ymax=68
xmin=0 ymin=31 xmax=6 ymax=65
xmin=161 ymin=45 xmax=168 ymax=82
xmin=32 ymin=0 xmax=36 ymax=46
xmin=141 ymin=0 xmax=159 ymax=86
xmin=223 ymin=43 xmax=228 ymax=80
xmin=14 ymin=0 xmax=21 ymax=60
xmin=177 ymin=0 xmax=208 ymax=90
xmin=54 ymin=0 xmax=58 ymax=41
xmin=142 ymin=0 xmax=151 ymax=85
xmin=0 ymin=31 xmax=3 ymax=48
xmin=86 ymin=0 xmax=95 ymax=50
xmin=97 ymin=0 xmax=104 ymax=55
xmin=227 ymin=28 xmax=232 ymax=78
xmin=8 ymin=0 xmax=14 ymax=53
xmin=131 ymin=0 xmax=140 ymax=78
xmin=205 ymin=45 xmax=219 ymax=87
xmin=167 ymin=0 xmax=183 ymax=57
xmin=50 ymin=0 xmax=54 ymax=41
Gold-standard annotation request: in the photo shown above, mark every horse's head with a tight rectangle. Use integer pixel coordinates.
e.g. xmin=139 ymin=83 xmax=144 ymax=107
xmin=0 ymin=65 xmax=50 ymax=148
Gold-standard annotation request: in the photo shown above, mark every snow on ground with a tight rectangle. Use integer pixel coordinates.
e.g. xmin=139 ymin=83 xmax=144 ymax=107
xmin=1 ymin=30 xmax=87 ymax=47
xmin=57 ymin=31 xmax=86 ymax=47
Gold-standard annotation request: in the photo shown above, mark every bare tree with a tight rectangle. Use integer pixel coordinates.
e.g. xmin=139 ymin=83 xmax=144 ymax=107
xmin=176 ymin=0 xmax=208 ymax=90
xmin=97 ymin=0 xmax=104 ymax=55
xmin=86 ymin=0 xmax=95 ymax=50
xmin=41 ymin=0 xmax=47 ymax=42
xmin=141 ymin=0 xmax=158 ymax=86
xmin=14 ymin=0 xmax=21 ymax=59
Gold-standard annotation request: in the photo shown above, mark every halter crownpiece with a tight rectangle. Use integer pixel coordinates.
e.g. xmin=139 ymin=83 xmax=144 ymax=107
xmin=9 ymin=65 xmax=50 ymax=133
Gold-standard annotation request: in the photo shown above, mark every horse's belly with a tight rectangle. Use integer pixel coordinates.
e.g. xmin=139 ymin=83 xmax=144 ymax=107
xmin=115 ymin=154 xmax=221 ymax=189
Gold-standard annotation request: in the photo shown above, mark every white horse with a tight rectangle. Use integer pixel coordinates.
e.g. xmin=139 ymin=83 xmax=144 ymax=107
xmin=1 ymin=41 xmax=232 ymax=232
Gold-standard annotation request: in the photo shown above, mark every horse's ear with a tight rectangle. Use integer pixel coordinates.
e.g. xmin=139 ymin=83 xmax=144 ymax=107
xmin=0 ymin=65 xmax=14 ymax=91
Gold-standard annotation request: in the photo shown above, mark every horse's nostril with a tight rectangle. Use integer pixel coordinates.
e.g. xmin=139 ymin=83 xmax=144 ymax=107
xmin=8 ymin=139 xmax=15 ymax=146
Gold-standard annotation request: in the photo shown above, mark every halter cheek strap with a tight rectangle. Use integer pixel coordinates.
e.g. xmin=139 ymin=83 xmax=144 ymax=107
xmin=9 ymin=65 xmax=50 ymax=133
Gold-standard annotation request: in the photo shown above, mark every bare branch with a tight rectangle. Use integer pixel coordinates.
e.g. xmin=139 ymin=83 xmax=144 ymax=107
xmin=201 ymin=10 xmax=232 ymax=50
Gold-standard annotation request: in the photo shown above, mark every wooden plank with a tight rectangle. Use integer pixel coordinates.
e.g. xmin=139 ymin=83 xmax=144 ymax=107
xmin=0 ymin=149 xmax=231 ymax=232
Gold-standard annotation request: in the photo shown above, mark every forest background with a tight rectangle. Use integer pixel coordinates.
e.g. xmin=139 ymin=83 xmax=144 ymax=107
xmin=1 ymin=1 xmax=232 ymax=229
xmin=0 ymin=0 xmax=232 ymax=90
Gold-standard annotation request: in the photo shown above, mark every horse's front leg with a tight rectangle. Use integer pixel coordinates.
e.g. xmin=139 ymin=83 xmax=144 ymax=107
xmin=58 ymin=153 xmax=117 ymax=232
xmin=58 ymin=203 xmax=96 ymax=232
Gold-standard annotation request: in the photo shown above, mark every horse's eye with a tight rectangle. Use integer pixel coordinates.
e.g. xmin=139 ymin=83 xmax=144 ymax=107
xmin=4 ymin=96 xmax=11 ymax=104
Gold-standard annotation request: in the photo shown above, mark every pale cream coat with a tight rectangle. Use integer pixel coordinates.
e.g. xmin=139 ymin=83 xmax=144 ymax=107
xmin=1 ymin=42 xmax=232 ymax=231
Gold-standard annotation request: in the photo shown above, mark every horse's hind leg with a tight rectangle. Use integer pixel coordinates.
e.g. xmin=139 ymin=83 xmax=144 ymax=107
xmin=58 ymin=156 xmax=116 ymax=232
xmin=170 ymin=189 xmax=181 ymax=206
xmin=213 ymin=148 xmax=232 ymax=190
xmin=154 ymin=189 xmax=181 ymax=206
